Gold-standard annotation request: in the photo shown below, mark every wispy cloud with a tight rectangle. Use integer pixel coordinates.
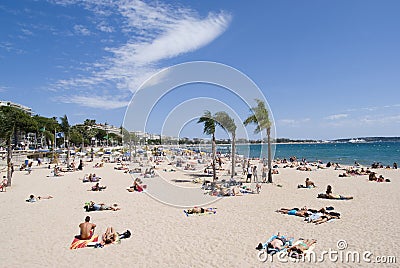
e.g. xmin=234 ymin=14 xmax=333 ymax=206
xmin=360 ymin=114 xmax=400 ymax=124
xmin=0 ymin=85 xmax=8 ymax=92
xmin=73 ymin=24 xmax=91 ymax=36
xmin=58 ymin=95 xmax=129 ymax=109
xmin=279 ymin=118 xmax=311 ymax=127
xmin=49 ymin=0 xmax=231 ymax=108
xmin=324 ymin=113 xmax=348 ymax=120
xmin=345 ymin=104 xmax=400 ymax=113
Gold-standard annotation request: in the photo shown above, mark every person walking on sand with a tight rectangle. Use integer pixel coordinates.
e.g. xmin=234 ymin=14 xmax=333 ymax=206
xmin=79 ymin=216 xmax=96 ymax=240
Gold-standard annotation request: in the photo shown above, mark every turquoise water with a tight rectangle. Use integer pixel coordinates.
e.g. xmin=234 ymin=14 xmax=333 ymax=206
xmin=233 ymin=142 xmax=400 ymax=166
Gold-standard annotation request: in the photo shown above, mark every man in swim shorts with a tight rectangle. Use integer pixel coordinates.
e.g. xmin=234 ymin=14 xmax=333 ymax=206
xmin=79 ymin=216 xmax=96 ymax=240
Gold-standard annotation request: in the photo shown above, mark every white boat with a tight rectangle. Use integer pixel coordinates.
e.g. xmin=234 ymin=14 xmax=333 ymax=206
xmin=349 ymin=138 xmax=366 ymax=143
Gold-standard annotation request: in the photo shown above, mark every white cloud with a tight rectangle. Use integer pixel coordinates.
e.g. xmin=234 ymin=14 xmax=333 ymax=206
xmin=325 ymin=113 xmax=348 ymax=120
xmin=59 ymin=95 xmax=129 ymax=109
xmin=279 ymin=118 xmax=310 ymax=126
xmin=361 ymin=114 xmax=400 ymax=124
xmin=73 ymin=24 xmax=91 ymax=36
xmin=0 ymin=86 xmax=8 ymax=92
xmin=98 ymin=23 xmax=114 ymax=33
xmin=50 ymin=0 xmax=231 ymax=108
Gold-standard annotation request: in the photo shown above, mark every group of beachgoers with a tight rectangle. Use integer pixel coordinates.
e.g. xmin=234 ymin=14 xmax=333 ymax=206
xmin=256 ymin=232 xmax=317 ymax=259
xmin=82 ymin=173 xmax=101 ymax=183
xmin=276 ymin=206 xmax=341 ymax=225
xmin=73 ymin=216 xmax=131 ymax=248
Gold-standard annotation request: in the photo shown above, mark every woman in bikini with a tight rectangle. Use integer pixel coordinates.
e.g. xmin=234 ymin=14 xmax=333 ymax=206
xmin=287 ymin=239 xmax=317 ymax=258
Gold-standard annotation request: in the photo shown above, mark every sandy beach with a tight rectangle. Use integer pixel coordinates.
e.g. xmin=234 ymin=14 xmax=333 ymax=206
xmin=1 ymin=156 xmax=399 ymax=267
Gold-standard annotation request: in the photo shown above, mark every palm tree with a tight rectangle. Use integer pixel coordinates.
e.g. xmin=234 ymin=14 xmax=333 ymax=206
xmin=244 ymin=99 xmax=273 ymax=183
xmin=214 ymin=111 xmax=237 ymax=179
xmin=60 ymin=115 xmax=70 ymax=167
xmin=197 ymin=111 xmax=217 ymax=181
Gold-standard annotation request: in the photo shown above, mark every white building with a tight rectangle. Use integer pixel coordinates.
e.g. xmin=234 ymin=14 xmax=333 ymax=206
xmin=0 ymin=100 xmax=32 ymax=115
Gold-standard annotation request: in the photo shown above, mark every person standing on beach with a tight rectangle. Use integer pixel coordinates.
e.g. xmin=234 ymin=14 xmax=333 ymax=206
xmin=79 ymin=216 xmax=96 ymax=240
xmin=252 ymin=165 xmax=258 ymax=182
xmin=78 ymin=159 xmax=83 ymax=170
xmin=261 ymin=165 xmax=267 ymax=183
xmin=247 ymin=165 xmax=253 ymax=183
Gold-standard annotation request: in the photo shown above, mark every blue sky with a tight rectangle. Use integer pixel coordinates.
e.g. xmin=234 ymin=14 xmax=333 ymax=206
xmin=1 ymin=0 xmax=399 ymax=140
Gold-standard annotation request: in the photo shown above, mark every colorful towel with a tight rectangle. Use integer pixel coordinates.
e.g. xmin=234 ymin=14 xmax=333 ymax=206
xmin=70 ymin=235 xmax=99 ymax=249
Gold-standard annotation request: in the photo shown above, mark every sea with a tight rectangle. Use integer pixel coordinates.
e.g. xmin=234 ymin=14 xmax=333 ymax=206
xmin=217 ymin=142 xmax=400 ymax=166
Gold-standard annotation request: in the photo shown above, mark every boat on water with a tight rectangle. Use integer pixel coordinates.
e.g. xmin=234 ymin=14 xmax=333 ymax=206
xmin=348 ymin=138 xmax=366 ymax=143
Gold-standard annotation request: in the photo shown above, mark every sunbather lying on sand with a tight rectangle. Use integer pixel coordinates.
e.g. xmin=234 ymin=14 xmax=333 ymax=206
xmin=90 ymin=183 xmax=107 ymax=191
xmin=267 ymin=236 xmax=293 ymax=251
xmin=276 ymin=207 xmax=310 ymax=217
xmin=305 ymin=209 xmax=341 ymax=224
xmin=256 ymin=233 xmax=293 ymax=252
xmin=287 ymin=239 xmax=317 ymax=258
xmin=90 ymin=227 xmax=131 ymax=248
xmin=186 ymin=207 xmax=216 ymax=214
xmin=84 ymin=201 xmax=121 ymax=211
xmin=26 ymin=194 xmax=53 ymax=202
xmin=318 ymin=185 xmax=353 ymax=200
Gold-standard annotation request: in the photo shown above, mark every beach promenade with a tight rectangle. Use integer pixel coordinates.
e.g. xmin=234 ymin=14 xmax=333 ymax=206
xmin=0 ymin=156 xmax=399 ymax=267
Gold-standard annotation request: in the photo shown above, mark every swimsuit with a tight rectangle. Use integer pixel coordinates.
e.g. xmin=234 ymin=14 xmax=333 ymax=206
xmin=288 ymin=209 xmax=297 ymax=215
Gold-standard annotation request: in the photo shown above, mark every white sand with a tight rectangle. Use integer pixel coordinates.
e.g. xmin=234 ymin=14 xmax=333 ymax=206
xmin=1 ymin=159 xmax=399 ymax=267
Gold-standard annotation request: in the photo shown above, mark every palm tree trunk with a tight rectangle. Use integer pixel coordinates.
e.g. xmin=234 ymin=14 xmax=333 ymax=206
xmin=6 ymin=134 xmax=12 ymax=186
xmin=231 ymin=132 xmax=236 ymax=179
xmin=66 ymin=137 xmax=70 ymax=168
xmin=212 ymin=134 xmax=216 ymax=181
xmin=267 ymin=127 xmax=273 ymax=183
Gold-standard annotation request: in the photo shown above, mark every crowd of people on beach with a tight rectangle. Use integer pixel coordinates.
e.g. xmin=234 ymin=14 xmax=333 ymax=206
xmin=3 ymin=146 xmax=396 ymax=257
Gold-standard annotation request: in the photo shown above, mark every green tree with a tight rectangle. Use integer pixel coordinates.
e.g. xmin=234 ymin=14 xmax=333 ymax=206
xmin=197 ymin=111 xmax=217 ymax=181
xmin=0 ymin=106 xmax=37 ymax=186
xmin=32 ymin=115 xmax=60 ymax=148
xmin=244 ymin=99 xmax=273 ymax=183
xmin=214 ymin=111 xmax=237 ymax=179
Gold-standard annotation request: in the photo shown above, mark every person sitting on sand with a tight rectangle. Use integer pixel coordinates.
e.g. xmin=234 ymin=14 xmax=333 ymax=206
xmin=26 ymin=194 xmax=53 ymax=202
xmin=186 ymin=207 xmax=215 ymax=214
xmin=325 ymin=185 xmax=353 ymax=200
xmin=78 ymin=216 xmax=96 ymax=240
xmin=90 ymin=182 xmax=107 ymax=191
xmin=298 ymin=178 xmax=316 ymax=188
xmin=287 ymin=239 xmax=317 ymax=258
xmin=369 ymin=172 xmax=378 ymax=181
xmin=127 ymin=178 xmax=146 ymax=192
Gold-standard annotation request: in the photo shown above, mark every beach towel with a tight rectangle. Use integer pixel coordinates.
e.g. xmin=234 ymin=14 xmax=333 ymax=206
xmin=70 ymin=234 xmax=99 ymax=249
xmin=183 ymin=208 xmax=217 ymax=217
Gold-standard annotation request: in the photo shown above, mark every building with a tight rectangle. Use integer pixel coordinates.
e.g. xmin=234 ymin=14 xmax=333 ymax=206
xmin=0 ymin=100 xmax=32 ymax=115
